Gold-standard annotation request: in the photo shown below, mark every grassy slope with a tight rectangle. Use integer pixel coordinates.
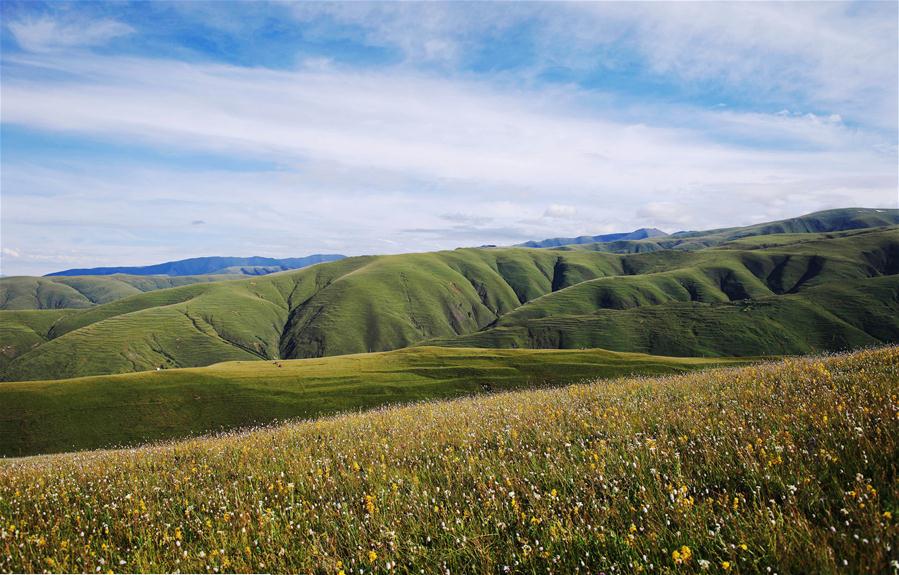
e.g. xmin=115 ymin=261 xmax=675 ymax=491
xmin=430 ymin=228 xmax=899 ymax=356
xmin=3 ymin=227 xmax=898 ymax=381
xmin=565 ymin=211 xmax=899 ymax=254
xmin=1 ymin=347 xmax=895 ymax=574
xmin=671 ymin=207 xmax=899 ymax=240
xmin=1 ymin=250 xmax=625 ymax=381
xmin=0 ymin=310 xmax=76 ymax=372
xmin=0 ymin=346 xmax=744 ymax=457
xmin=0 ymin=274 xmax=241 ymax=310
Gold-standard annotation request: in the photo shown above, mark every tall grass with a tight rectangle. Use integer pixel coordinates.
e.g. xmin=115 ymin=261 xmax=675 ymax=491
xmin=1 ymin=347 xmax=897 ymax=574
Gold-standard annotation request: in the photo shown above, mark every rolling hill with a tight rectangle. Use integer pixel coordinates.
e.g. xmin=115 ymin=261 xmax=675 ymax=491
xmin=431 ymin=227 xmax=899 ymax=355
xmin=0 ymin=346 xmax=744 ymax=457
xmin=0 ymin=274 xmax=240 ymax=310
xmin=561 ymin=207 xmax=899 ymax=254
xmin=46 ymin=254 xmax=346 ymax=277
xmin=1 ymin=208 xmax=897 ymax=382
xmin=670 ymin=206 xmax=899 ymax=240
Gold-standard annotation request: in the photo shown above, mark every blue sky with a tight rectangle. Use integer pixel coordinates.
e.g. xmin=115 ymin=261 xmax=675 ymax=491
xmin=1 ymin=1 xmax=897 ymax=276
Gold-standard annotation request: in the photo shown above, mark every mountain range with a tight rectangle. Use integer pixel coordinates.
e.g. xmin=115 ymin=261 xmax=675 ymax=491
xmin=518 ymin=227 xmax=667 ymax=248
xmin=46 ymin=254 xmax=346 ymax=277
xmin=2 ymin=207 xmax=897 ymax=383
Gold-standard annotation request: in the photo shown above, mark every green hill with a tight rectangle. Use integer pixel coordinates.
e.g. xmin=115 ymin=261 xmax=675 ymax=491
xmin=278 ymin=223 xmax=899 ymax=361
xmin=671 ymin=206 xmax=899 ymax=240
xmin=2 ymin=347 xmax=895 ymax=573
xmin=0 ymin=274 xmax=240 ymax=310
xmin=0 ymin=309 xmax=76 ymax=372
xmin=564 ymin=208 xmax=899 ymax=254
xmin=0 ymin=346 xmax=743 ymax=457
xmin=430 ymin=228 xmax=899 ymax=355
xmin=0 ymin=250 xmax=626 ymax=380
xmin=1 ymin=218 xmax=897 ymax=382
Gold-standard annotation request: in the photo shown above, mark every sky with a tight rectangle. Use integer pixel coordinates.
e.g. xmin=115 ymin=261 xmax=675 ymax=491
xmin=1 ymin=1 xmax=897 ymax=276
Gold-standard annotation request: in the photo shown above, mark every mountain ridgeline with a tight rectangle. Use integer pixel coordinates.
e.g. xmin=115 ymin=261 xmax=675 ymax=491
xmin=518 ymin=227 xmax=666 ymax=248
xmin=518 ymin=207 xmax=899 ymax=249
xmin=1 ymin=208 xmax=897 ymax=382
xmin=46 ymin=254 xmax=346 ymax=277
xmin=0 ymin=255 xmax=347 ymax=311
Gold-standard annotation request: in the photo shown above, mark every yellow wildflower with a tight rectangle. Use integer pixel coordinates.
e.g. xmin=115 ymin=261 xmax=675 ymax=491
xmin=673 ymin=545 xmax=692 ymax=564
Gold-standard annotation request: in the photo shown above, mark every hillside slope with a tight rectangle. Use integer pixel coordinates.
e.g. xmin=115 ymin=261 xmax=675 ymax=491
xmin=0 ymin=346 xmax=743 ymax=457
xmin=0 ymin=310 xmax=76 ymax=372
xmin=563 ymin=208 xmax=899 ymax=254
xmin=0 ymin=250 xmax=625 ymax=380
xmin=2 ymin=224 xmax=897 ymax=381
xmin=0 ymin=274 xmax=240 ymax=310
xmin=432 ymin=229 xmax=899 ymax=355
xmin=671 ymin=207 xmax=899 ymax=240
xmin=2 ymin=348 xmax=895 ymax=573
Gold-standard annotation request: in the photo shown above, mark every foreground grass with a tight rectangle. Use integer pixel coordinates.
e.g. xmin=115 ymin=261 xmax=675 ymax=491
xmin=1 ymin=347 xmax=897 ymax=574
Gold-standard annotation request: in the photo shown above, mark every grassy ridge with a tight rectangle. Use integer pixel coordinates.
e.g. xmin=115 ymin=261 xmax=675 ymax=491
xmin=2 ymin=224 xmax=898 ymax=381
xmin=1 ymin=347 xmax=895 ymax=573
xmin=0 ymin=346 xmax=743 ymax=457
xmin=0 ymin=250 xmax=625 ymax=381
xmin=565 ymin=210 xmax=899 ymax=254
xmin=0 ymin=310 xmax=76 ymax=372
xmin=0 ymin=274 xmax=240 ymax=310
xmin=428 ymin=229 xmax=899 ymax=356
xmin=429 ymin=280 xmax=898 ymax=356
xmin=671 ymin=207 xmax=899 ymax=240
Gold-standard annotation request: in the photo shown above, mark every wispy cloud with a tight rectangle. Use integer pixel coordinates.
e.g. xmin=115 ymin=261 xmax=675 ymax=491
xmin=4 ymin=52 xmax=892 ymax=192
xmin=7 ymin=16 xmax=133 ymax=53
xmin=282 ymin=2 xmax=897 ymax=131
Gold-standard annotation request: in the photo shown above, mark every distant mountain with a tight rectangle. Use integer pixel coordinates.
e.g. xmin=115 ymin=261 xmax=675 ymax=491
xmin=46 ymin=254 xmax=346 ymax=277
xmin=519 ymin=228 xmax=667 ymax=248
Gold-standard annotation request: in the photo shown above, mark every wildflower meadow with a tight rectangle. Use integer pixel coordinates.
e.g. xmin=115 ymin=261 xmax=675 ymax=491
xmin=1 ymin=347 xmax=896 ymax=574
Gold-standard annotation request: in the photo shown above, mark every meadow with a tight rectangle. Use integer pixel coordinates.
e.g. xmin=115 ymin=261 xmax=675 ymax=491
xmin=1 ymin=346 xmax=895 ymax=574
xmin=0 ymin=346 xmax=742 ymax=457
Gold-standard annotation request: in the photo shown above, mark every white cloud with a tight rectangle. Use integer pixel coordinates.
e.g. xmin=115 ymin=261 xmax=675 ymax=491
xmin=0 ymin=49 xmax=896 ymax=275
xmin=7 ymin=16 xmax=134 ymax=53
xmin=286 ymin=3 xmax=897 ymax=132
xmin=2 ymin=247 xmax=21 ymax=258
xmin=601 ymin=2 xmax=897 ymax=128
xmin=543 ymin=204 xmax=577 ymax=219
xmin=4 ymin=53 xmax=892 ymax=193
